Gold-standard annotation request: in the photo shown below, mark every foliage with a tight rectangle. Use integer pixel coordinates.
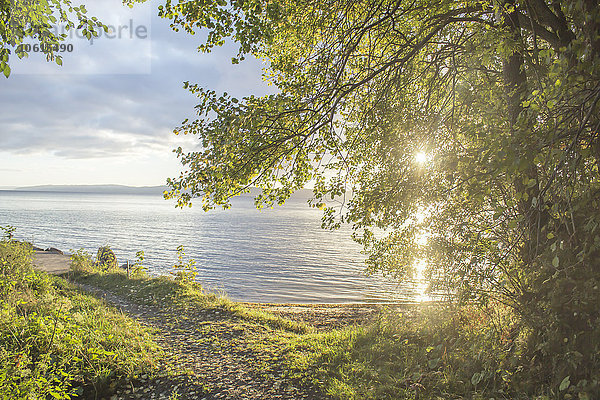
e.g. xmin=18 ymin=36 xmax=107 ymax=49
xmin=0 ymin=225 xmax=16 ymax=241
xmin=0 ymin=236 xmax=160 ymax=399
xmin=95 ymin=245 xmax=118 ymax=271
xmin=69 ymin=248 xmax=95 ymax=273
xmin=72 ymin=248 xmax=148 ymax=277
xmin=150 ymin=0 xmax=600 ymax=392
xmin=278 ymin=304 xmax=599 ymax=399
xmin=0 ymin=0 xmax=107 ymax=77
xmin=170 ymin=245 xmax=198 ymax=283
xmin=131 ymin=250 xmax=147 ymax=277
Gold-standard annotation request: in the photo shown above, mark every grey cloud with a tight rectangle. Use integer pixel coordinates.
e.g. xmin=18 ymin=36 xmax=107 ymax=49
xmin=0 ymin=1 xmax=273 ymax=160
xmin=1 ymin=127 xmax=147 ymax=158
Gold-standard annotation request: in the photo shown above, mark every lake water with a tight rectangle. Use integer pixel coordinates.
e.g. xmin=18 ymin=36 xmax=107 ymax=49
xmin=0 ymin=190 xmax=426 ymax=303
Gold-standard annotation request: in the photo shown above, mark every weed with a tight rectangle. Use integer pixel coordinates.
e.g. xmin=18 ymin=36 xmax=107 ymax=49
xmin=131 ymin=250 xmax=147 ymax=277
xmin=0 ymin=225 xmax=16 ymax=241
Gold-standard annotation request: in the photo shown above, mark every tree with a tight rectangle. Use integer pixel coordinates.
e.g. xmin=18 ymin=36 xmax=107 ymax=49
xmin=158 ymin=0 xmax=599 ymax=390
xmin=0 ymin=0 xmax=107 ymax=77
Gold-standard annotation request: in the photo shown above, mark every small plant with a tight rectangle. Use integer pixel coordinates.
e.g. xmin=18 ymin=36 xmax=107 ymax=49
xmin=131 ymin=250 xmax=147 ymax=277
xmin=171 ymin=245 xmax=197 ymax=283
xmin=95 ymin=246 xmax=118 ymax=271
xmin=69 ymin=248 xmax=95 ymax=272
xmin=1 ymin=225 xmax=16 ymax=241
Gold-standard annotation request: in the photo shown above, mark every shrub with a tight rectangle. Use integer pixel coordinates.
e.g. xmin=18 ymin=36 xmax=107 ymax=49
xmin=1 ymin=236 xmax=160 ymax=399
xmin=170 ymin=245 xmax=197 ymax=284
xmin=69 ymin=248 xmax=95 ymax=273
xmin=95 ymin=246 xmax=118 ymax=271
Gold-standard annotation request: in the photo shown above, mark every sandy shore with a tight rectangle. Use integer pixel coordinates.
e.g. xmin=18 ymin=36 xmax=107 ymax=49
xmin=32 ymin=250 xmax=71 ymax=275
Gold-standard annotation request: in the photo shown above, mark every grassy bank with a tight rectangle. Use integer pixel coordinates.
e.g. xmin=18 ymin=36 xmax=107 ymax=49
xmin=68 ymin=251 xmax=598 ymax=400
xmin=4 ymin=239 xmax=597 ymax=399
xmin=279 ymin=306 xmax=518 ymax=399
xmin=69 ymin=265 xmax=310 ymax=335
xmin=68 ymin=251 xmax=325 ymax=398
xmin=0 ymin=240 xmax=161 ymax=399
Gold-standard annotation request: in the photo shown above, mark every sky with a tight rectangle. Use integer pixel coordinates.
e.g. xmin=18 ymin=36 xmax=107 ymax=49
xmin=0 ymin=0 xmax=273 ymax=188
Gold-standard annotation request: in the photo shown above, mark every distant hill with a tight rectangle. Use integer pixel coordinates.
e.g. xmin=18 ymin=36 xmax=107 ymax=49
xmin=11 ymin=185 xmax=317 ymax=199
xmin=15 ymin=185 xmax=169 ymax=195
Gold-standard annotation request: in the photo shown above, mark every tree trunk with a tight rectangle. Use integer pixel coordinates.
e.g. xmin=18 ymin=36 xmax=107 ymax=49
xmin=502 ymin=2 xmax=543 ymax=269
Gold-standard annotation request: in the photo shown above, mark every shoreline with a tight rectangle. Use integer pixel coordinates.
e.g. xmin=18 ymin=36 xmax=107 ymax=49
xmin=7 ymin=240 xmax=578 ymax=399
xmin=32 ymin=248 xmax=423 ymax=307
xmin=31 ymin=248 xmax=414 ymax=331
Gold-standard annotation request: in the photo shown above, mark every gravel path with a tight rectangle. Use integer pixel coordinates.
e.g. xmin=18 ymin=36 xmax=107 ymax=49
xmin=77 ymin=283 xmax=332 ymax=400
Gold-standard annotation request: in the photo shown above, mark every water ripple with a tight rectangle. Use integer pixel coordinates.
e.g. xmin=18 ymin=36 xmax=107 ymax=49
xmin=0 ymin=191 xmax=422 ymax=303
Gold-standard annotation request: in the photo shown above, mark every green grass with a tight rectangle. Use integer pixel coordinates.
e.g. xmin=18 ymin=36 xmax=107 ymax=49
xmin=0 ymin=240 xmax=161 ymax=399
xmin=274 ymin=307 xmax=516 ymax=399
xmin=67 ymin=249 xmax=599 ymax=400
xmin=274 ymin=307 xmax=598 ymax=399
xmin=69 ymin=263 xmax=311 ymax=334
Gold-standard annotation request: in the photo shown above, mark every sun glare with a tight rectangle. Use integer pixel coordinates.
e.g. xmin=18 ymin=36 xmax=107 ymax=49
xmin=413 ymin=259 xmax=432 ymax=302
xmin=414 ymin=259 xmax=427 ymax=279
xmin=414 ymin=151 xmax=429 ymax=164
xmin=415 ymin=207 xmax=428 ymax=224
xmin=416 ymin=232 xmax=429 ymax=246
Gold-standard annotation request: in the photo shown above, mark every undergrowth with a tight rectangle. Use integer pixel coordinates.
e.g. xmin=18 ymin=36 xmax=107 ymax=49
xmin=276 ymin=305 xmax=598 ymax=400
xmin=0 ymin=240 xmax=161 ymax=399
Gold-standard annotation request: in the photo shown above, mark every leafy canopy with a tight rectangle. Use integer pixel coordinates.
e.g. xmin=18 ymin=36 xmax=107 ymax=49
xmin=156 ymin=1 xmax=600 ymax=391
xmin=159 ymin=0 xmax=599 ymax=297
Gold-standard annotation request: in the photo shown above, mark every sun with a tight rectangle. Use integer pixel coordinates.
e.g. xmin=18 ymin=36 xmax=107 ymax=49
xmin=414 ymin=151 xmax=429 ymax=164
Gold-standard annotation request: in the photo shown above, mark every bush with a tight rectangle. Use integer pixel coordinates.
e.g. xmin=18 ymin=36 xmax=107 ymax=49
xmin=69 ymin=248 xmax=95 ymax=273
xmin=95 ymin=246 xmax=118 ymax=271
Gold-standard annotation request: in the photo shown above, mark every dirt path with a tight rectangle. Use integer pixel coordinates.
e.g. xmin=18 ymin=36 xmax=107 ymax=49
xmin=78 ymin=283 xmax=334 ymax=400
xmin=33 ymin=251 xmax=381 ymax=399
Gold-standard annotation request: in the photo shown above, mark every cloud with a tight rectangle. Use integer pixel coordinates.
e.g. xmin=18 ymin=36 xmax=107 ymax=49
xmin=0 ymin=0 xmax=276 ymax=187
xmin=0 ymin=0 xmax=276 ymax=162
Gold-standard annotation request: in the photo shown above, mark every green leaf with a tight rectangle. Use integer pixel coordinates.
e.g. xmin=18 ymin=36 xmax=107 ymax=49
xmin=471 ymin=372 xmax=483 ymax=386
xmin=3 ymin=64 xmax=10 ymax=78
xmin=552 ymin=256 xmax=559 ymax=268
xmin=559 ymin=375 xmax=570 ymax=391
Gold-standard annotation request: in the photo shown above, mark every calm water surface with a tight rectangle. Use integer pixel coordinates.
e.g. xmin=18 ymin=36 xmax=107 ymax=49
xmin=0 ymin=190 xmax=425 ymax=303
